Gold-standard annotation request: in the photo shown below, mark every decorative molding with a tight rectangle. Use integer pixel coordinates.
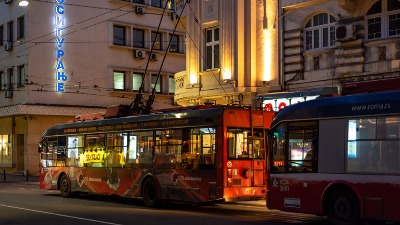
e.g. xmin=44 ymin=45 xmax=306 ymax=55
xmin=338 ymin=0 xmax=356 ymax=13
xmin=0 ymin=105 xmax=105 ymax=118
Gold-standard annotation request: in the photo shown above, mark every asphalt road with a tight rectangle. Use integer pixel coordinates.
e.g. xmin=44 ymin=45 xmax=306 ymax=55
xmin=0 ymin=175 xmax=327 ymax=225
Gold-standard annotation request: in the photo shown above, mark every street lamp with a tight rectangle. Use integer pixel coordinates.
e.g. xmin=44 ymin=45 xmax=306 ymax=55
xmin=18 ymin=0 xmax=29 ymax=6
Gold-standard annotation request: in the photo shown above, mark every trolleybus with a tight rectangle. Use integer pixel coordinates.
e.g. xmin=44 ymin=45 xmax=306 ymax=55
xmin=267 ymin=90 xmax=400 ymax=225
xmin=39 ymin=105 xmax=274 ymax=207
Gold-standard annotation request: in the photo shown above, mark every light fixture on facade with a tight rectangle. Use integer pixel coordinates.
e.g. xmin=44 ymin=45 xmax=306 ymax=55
xmin=19 ymin=0 xmax=29 ymax=6
xmin=263 ymin=0 xmax=268 ymax=29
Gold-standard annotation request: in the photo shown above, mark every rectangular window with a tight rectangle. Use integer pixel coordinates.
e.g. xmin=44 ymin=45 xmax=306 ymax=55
xmin=0 ymin=134 xmax=12 ymax=165
xmin=168 ymin=76 xmax=175 ymax=94
xmin=227 ymin=129 xmax=265 ymax=160
xmin=66 ymin=136 xmax=84 ymax=167
xmin=132 ymin=0 xmax=145 ymax=3
xmin=8 ymin=20 xmax=13 ymax=42
xmin=133 ymin=28 xmax=145 ymax=48
xmin=205 ymin=27 xmax=219 ymax=70
xmin=0 ymin=25 xmax=3 ymax=46
xmin=347 ymin=117 xmax=400 ymax=174
xmin=389 ymin=13 xmax=400 ymax=36
xmin=151 ymin=0 xmax=162 ymax=7
xmin=132 ymin=73 xmax=142 ymax=91
xmin=151 ymin=74 xmax=161 ymax=93
xmin=113 ymin=71 xmax=125 ymax=90
xmin=287 ymin=122 xmax=318 ymax=173
xmin=41 ymin=136 xmax=66 ymax=167
xmin=84 ymin=134 xmax=105 ymax=167
xmin=368 ymin=17 xmax=381 ymax=39
xmin=151 ymin=32 xmax=161 ymax=50
xmin=17 ymin=65 xmax=25 ymax=87
xmin=135 ymin=131 xmax=154 ymax=167
xmin=17 ymin=16 xmax=24 ymax=39
xmin=113 ymin=25 xmax=125 ymax=46
xmin=7 ymin=68 xmax=13 ymax=90
xmin=106 ymin=133 xmax=127 ymax=167
xmin=0 ymin=71 xmax=4 ymax=91
xmin=169 ymin=34 xmax=179 ymax=52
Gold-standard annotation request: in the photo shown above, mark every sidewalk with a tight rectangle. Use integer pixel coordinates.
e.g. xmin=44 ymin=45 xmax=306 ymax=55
xmin=0 ymin=173 xmax=39 ymax=184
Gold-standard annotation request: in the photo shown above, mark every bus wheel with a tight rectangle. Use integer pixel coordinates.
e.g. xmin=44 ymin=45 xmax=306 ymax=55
xmin=142 ymin=178 xmax=160 ymax=208
xmin=326 ymin=189 xmax=362 ymax=225
xmin=59 ymin=174 xmax=71 ymax=198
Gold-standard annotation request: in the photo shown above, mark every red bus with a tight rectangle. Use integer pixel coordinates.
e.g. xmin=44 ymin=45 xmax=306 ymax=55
xmin=39 ymin=106 xmax=274 ymax=207
xmin=267 ymin=91 xmax=400 ymax=225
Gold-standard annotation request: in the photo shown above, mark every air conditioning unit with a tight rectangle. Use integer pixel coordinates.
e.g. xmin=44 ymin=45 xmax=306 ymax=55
xmin=4 ymin=42 xmax=12 ymax=51
xmin=4 ymin=0 xmax=12 ymax=4
xmin=5 ymin=90 xmax=13 ymax=98
xmin=135 ymin=6 xmax=146 ymax=15
xmin=134 ymin=49 xmax=145 ymax=59
xmin=150 ymin=53 xmax=158 ymax=61
xmin=335 ymin=24 xmax=356 ymax=41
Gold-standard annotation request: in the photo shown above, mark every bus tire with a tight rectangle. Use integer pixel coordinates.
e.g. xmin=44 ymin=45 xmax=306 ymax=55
xmin=142 ymin=178 xmax=160 ymax=208
xmin=326 ymin=189 xmax=362 ymax=225
xmin=59 ymin=174 xmax=71 ymax=198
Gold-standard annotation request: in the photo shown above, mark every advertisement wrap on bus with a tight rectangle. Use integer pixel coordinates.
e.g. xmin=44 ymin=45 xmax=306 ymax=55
xmin=267 ymin=91 xmax=400 ymax=225
xmin=39 ymin=105 xmax=275 ymax=207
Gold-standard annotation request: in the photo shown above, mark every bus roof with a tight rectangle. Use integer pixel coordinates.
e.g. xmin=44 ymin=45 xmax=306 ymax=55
xmin=270 ymin=90 xmax=400 ymax=128
xmin=43 ymin=106 xmax=228 ymax=137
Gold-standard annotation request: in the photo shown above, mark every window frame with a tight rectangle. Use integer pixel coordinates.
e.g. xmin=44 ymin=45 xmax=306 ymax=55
xmin=133 ymin=28 xmax=145 ymax=48
xmin=113 ymin=25 xmax=126 ymax=46
xmin=304 ymin=13 xmax=336 ymax=51
xmin=113 ymin=71 xmax=125 ymax=90
xmin=151 ymin=74 xmax=162 ymax=93
xmin=366 ymin=0 xmax=400 ymax=40
xmin=205 ymin=27 xmax=220 ymax=70
xmin=151 ymin=31 xmax=162 ymax=50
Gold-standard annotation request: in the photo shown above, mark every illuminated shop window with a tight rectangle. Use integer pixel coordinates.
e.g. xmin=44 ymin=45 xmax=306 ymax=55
xmin=0 ymin=135 xmax=12 ymax=165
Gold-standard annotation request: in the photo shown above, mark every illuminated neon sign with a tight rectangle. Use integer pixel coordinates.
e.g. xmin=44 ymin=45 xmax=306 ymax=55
xmin=55 ymin=0 xmax=67 ymax=92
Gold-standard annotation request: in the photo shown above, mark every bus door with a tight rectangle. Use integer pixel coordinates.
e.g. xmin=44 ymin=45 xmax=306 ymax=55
xmin=227 ymin=128 xmax=266 ymax=187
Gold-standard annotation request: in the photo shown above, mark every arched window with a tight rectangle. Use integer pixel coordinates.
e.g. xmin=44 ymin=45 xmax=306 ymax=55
xmin=366 ymin=0 xmax=400 ymax=40
xmin=304 ymin=13 xmax=337 ymax=51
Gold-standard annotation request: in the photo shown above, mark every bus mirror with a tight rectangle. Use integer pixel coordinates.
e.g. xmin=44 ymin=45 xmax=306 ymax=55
xmin=38 ymin=142 xmax=43 ymax=153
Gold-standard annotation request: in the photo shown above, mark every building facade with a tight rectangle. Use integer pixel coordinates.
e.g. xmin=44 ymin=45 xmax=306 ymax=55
xmin=174 ymin=0 xmax=400 ymax=111
xmin=280 ymin=0 xmax=400 ymax=98
xmin=173 ymin=0 xmax=280 ymax=107
xmin=0 ymin=0 xmax=185 ymax=175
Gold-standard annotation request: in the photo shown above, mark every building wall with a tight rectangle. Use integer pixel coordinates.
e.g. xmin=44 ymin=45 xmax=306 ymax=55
xmin=281 ymin=0 xmax=400 ymax=93
xmin=0 ymin=0 xmax=186 ymax=175
xmin=174 ymin=0 xmax=280 ymax=106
